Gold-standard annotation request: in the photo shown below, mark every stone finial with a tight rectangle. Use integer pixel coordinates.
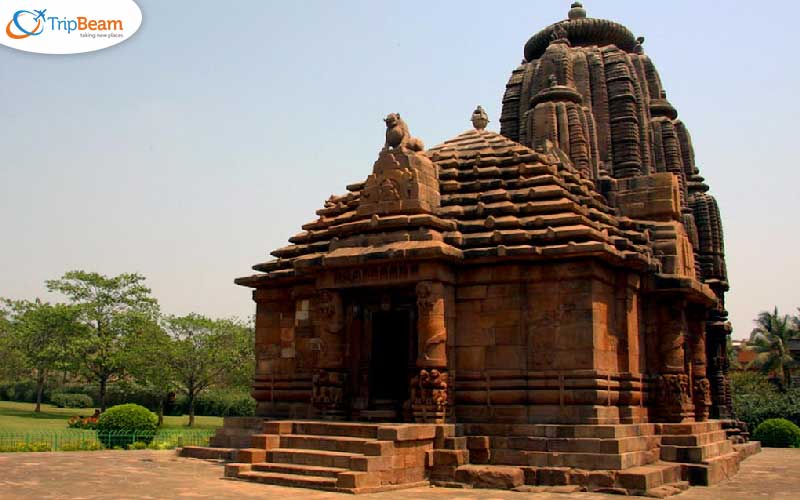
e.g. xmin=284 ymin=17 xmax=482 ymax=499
xmin=634 ymin=36 xmax=645 ymax=54
xmin=471 ymin=105 xmax=490 ymax=130
xmin=568 ymin=2 xmax=587 ymax=20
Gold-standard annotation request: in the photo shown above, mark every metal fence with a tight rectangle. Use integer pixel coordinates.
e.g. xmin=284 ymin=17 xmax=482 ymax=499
xmin=0 ymin=429 xmax=214 ymax=452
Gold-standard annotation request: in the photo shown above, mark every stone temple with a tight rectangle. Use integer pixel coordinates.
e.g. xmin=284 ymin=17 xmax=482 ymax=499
xmin=181 ymin=3 xmax=760 ymax=495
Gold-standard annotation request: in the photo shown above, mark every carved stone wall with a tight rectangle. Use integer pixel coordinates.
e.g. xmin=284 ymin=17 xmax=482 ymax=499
xmin=357 ymin=149 xmax=439 ymax=216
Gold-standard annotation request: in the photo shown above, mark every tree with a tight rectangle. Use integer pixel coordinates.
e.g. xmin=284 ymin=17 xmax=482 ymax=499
xmin=747 ymin=307 xmax=800 ymax=389
xmin=164 ymin=314 xmax=252 ymax=427
xmin=122 ymin=321 xmax=175 ymax=425
xmin=0 ymin=299 xmax=84 ymax=412
xmin=0 ymin=308 xmax=28 ymax=383
xmin=46 ymin=271 xmax=159 ymax=411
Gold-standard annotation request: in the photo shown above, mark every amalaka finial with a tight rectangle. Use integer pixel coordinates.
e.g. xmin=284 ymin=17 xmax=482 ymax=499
xmin=568 ymin=2 xmax=587 ymax=20
xmin=471 ymin=105 xmax=489 ymax=130
xmin=550 ymin=23 xmax=569 ymax=43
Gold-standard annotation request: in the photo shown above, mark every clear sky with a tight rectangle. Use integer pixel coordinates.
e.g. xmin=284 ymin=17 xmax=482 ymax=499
xmin=1 ymin=1 xmax=797 ymax=338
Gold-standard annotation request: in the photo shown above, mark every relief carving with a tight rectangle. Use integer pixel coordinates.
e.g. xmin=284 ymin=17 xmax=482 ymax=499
xmin=656 ymin=373 xmax=692 ymax=409
xmin=311 ymin=369 xmax=346 ymax=409
xmin=410 ymin=368 xmax=450 ymax=409
xmin=318 ymin=290 xmax=344 ymax=334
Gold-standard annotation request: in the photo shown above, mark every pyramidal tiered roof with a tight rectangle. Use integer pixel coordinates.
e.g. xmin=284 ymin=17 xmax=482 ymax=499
xmin=236 ymin=124 xmax=658 ymax=288
xmin=429 ymin=129 xmax=654 ymax=265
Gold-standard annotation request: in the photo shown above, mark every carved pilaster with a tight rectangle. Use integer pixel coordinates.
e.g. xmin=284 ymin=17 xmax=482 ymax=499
xmin=416 ymin=281 xmax=447 ymax=368
xmin=655 ymin=301 xmax=695 ymax=422
xmin=707 ymin=322 xmax=732 ymax=420
xmin=688 ymin=308 xmax=710 ymax=421
xmin=316 ymin=290 xmax=344 ymax=370
xmin=413 ymin=281 xmax=450 ymax=422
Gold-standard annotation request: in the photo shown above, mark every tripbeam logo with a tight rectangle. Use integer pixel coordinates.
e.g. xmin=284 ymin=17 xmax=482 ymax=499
xmin=6 ymin=10 xmax=47 ymax=39
xmin=1 ymin=1 xmax=142 ymax=54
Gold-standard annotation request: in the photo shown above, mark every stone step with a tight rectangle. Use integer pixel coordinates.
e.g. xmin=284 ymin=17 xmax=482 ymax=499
xmin=463 ymin=423 xmax=657 ymax=439
xmin=492 ymin=448 xmax=657 ymax=470
xmin=291 ymin=421 xmax=382 ymax=439
xmin=733 ymin=440 xmax=761 ymax=460
xmin=269 ymin=447 xmax=393 ymax=472
xmin=251 ymin=462 xmax=346 ymax=478
xmin=281 ymin=434 xmax=376 ymax=455
xmin=237 ymin=470 xmax=337 ymax=490
xmin=267 ymin=448 xmax=357 ymax=470
xmin=680 ymin=451 xmax=742 ymax=486
xmin=659 ymin=421 xmax=723 ymax=435
xmin=179 ymin=446 xmax=236 ymax=461
xmin=616 ymin=462 xmax=683 ymax=491
xmin=503 ymin=434 xmax=658 ymax=454
xmin=661 ymin=439 xmax=733 ymax=463
xmin=660 ymin=429 xmax=728 ymax=447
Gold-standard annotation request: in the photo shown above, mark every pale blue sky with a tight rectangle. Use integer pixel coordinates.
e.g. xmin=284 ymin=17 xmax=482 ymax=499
xmin=1 ymin=1 xmax=798 ymax=338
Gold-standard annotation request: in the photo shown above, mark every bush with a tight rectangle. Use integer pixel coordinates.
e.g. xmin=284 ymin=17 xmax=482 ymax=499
xmin=174 ymin=390 xmax=255 ymax=417
xmin=51 ymin=392 xmax=94 ymax=408
xmin=752 ymin=418 xmax=800 ymax=447
xmin=733 ymin=387 xmax=800 ymax=431
xmin=96 ymin=404 xmax=158 ymax=448
xmin=67 ymin=412 xmax=100 ymax=430
xmin=0 ymin=380 xmax=49 ymax=403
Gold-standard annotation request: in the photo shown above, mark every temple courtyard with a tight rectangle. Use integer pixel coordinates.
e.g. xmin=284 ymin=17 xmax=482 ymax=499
xmin=0 ymin=448 xmax=796 ymax=499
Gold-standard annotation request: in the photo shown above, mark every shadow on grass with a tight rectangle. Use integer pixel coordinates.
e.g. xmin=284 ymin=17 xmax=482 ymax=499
xmin=0 ymin=406 xmax=84 ymax=420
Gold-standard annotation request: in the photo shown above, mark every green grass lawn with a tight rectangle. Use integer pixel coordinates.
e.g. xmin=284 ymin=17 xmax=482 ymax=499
xmin=0 ymin=401 xmax=223 ymax=431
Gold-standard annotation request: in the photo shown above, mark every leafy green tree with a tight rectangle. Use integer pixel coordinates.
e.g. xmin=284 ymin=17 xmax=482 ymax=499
xmin=46 ymin=271 xmax=159 ymax=411
xmin=747 ymin=307 xmax=800 ymax=389
xmin=0 ymin=308 xmax=28 ymax=383
xmin=164 ymin=314 xmax=252 ymax=426
xmin=0 ymin=299 xmax=84 ymax=412
xmin=122 ymin=321 xmax=175 ymax=425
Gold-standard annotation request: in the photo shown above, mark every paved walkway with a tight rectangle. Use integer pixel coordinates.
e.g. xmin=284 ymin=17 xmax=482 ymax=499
xmin=0 ymin=448 xmax=796 ymax=499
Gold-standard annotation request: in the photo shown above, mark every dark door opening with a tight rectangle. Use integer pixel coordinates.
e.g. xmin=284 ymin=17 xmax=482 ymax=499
xmin=369 ymin=309 xmax=412 ymax=412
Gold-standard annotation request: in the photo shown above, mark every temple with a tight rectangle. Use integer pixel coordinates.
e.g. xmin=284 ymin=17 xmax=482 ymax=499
xmin=182 ymin=3 xmax=759 ymax=495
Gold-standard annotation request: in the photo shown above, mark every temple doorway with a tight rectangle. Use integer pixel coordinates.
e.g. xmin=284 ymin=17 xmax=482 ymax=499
xmin=345 ymin=288 xmax=417 ymax=421
xmin=369 ymin=309 xmax=412 ymax=414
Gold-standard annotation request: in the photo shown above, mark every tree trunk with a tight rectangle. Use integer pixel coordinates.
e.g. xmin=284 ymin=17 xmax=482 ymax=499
xmin=99 ymin=375 xmax=108 ymax=412
xmin=188 ymin=392 xmax=195 ymax=427
xmin=34 ymin=370 xmax=45 ymax=413
xmin=157 ymin=397 xmax=164 ymax=426
xmin=784 ymin=367 xmax=793 ymax=389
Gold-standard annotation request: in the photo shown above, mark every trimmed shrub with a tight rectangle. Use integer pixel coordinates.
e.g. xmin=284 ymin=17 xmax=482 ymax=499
xmin=51 ymin=392 xmax=94 ymax=408
xmin=96 ymin=404 xmax=158 ymax=448
xmin=752 ymin=418 xmax=800 ymax=447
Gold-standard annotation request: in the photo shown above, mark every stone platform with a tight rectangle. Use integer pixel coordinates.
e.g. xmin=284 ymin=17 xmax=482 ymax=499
xmin=179 ymin=418 xmax=760 ymax=496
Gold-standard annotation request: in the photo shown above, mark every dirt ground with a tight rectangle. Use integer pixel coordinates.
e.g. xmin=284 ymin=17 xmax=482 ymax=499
xmin=0 ymin=447 xmax=797 ymax=499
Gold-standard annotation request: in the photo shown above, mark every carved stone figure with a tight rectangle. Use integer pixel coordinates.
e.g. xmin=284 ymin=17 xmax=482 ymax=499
xmin=317 ymin=290 xmax=344 ymax=334
xmin=383 ymin=113 xmax=424 ymax=153
xmin=311 ymin=369 xmax=346 ymax=409
xmin=410 ymin=368 xmax=450 ymax=409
